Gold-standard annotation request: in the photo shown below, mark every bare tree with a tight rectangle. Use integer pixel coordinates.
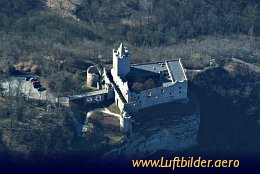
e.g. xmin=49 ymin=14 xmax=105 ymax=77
xmin=132 ymin=82 xmax=144 ymax=92
xmin=0 ymin=84 xmax=4 ymax=97
xmin=139 ymin=0 xmax=154 ymax=24
xmin=144 ymin=78 xmax=155 ymax=89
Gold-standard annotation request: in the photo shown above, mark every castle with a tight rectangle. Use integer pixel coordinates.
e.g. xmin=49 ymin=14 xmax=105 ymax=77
xmin=87 ymin=43 xmax=188 ymax=111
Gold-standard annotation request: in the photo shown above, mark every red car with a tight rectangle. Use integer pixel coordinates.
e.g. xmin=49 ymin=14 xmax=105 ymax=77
xmin=32 ymin=80 xmax=40 ymax=85
xmin=31 ymin=79 xmax=38 ymax=82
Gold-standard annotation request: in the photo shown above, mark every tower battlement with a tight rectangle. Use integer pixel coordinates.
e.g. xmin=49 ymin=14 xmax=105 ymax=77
xmin=112 ymin=43 xmax=130 ymax=78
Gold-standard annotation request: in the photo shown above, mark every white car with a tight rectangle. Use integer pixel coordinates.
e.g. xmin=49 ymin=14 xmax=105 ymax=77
xmin=29 ymin=77 xmax=37 ymax=82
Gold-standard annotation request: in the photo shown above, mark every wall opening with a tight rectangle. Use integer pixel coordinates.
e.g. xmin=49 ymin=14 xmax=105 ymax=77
xmin=86 ymin=97 xmax=92 ymax=103
xmin=95 ymin=95 xmax=102 ymax=101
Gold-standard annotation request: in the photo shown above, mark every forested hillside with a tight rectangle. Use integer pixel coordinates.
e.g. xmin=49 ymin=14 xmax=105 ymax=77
xmin=1 ymin=0 xmax=259 ymax=45
xmin=0 ymin=0 xmax=259 ymax=94
xmin=0 ymin=0 xmax=260 ymax=165
xmin=76 ymin=0 xmax=259 ymax=45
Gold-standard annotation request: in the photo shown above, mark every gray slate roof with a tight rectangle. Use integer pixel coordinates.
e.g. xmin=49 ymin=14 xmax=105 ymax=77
xmin=130 ymin=59 xmax=186 ymax=82
xmin=131 ymin=62 xmax=166 ymax=73
xmin=166 ymin=60 xmax=186 ymax=82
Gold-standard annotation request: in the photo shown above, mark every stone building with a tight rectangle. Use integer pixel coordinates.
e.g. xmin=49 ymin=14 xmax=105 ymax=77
xmin=103 ymin=43 xmax=188 ymax=114
xmin=62 ymin=43 xmax=188 ymax=133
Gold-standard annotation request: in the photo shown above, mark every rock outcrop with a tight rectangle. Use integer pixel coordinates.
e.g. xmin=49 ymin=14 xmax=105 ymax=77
xmin=103 ymin=111 xmax=200 ymax=161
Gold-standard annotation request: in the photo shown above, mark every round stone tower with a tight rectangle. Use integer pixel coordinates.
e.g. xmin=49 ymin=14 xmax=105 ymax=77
xmin=86 ymin=66 xmax=100 ymax=88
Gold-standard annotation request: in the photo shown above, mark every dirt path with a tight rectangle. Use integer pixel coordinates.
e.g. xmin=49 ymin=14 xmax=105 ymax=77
xmin=232 ymin=58 xmax=260 ymax=72
xmin=100 ymin=108 xmax=121 ymax=118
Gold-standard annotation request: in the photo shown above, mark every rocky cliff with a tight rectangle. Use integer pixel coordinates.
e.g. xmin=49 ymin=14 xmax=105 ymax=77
xmin=103 ymin=93 xmax=200 ymax=161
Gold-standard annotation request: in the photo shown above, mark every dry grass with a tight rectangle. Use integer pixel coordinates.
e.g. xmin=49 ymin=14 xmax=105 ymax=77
xmin=46 ymin=0 xmax=83 ymax=20
xmin=86 ymin=111 xmax=125 ymax=147
xmin=106 ymin=102 xmax=121 ymax=115
xmin=130 ymin=35 xmax=260 ymax=69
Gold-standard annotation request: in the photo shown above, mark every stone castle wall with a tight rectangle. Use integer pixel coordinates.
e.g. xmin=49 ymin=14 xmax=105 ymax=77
xmin=111 ymin=69 xmax=130 ymax=102
xmin=128 ymin=81 xmax=188 ymax=110
xmin=114 ymin=80 xmax=188 ymax=113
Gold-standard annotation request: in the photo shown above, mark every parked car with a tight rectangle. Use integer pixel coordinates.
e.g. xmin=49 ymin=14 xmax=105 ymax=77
xmin=25 ymin=76 xmax=32 ymax=81
xmin=32 ymin=80 xmax=40 ymax=85
xmin=33 ymin=83 xmax=42 ymax=88
xmin=29 ymin=77 xmax=37 ymax=82
xmin=32 ymin=81 xmax=40 ymax=85
xmin=37 ymin=87 xmax=46 ymax=92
